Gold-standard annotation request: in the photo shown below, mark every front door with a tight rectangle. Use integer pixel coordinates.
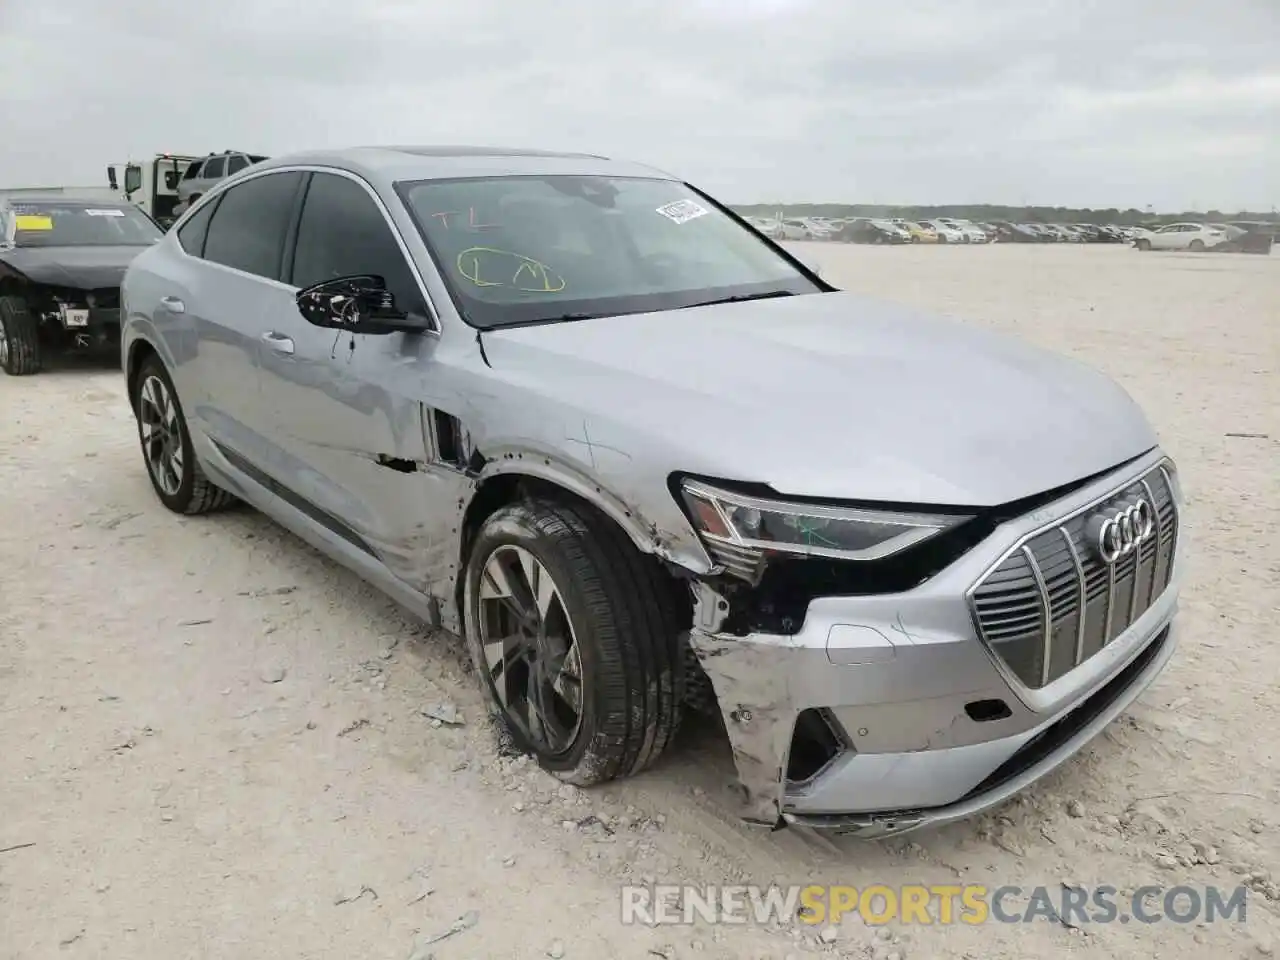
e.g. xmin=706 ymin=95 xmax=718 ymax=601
xmin=257 ymin=170 xmax=449 ymax=592
xmin=1150 ymin=225 xmax=1182 ymax=250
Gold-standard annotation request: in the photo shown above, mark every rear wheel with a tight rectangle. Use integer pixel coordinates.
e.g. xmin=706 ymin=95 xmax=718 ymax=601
xmin=0 ymin=294 xmax=42 ymax=376
xmin=463 ymin=498 xmax=685 ymax=785
xmin=1189 ymin=239 xmax=1205 ymax=252
xmin=1136 ymin=238 xmax=1152 ymax=251
xmin=132 ymin=355 xmax=236 ymax=514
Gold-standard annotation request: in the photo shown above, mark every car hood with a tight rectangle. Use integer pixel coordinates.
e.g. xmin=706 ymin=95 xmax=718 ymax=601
xmin=482 ymin=292 xmax=1158 ymax=507
xmin=0 ymin=245 xmax=148 ymax=290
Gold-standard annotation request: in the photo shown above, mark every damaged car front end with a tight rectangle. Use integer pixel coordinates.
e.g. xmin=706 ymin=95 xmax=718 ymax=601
xmin=678 ymin=455 xmax=1182 ymax=835
xmin=0 ymin=196 xmax=161 ymax=375
xmin=119 ymin=148 xmax=1183 ymax=839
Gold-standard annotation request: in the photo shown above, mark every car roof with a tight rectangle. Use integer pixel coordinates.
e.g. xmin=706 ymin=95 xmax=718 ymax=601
xmin=242 ymin=145 xmax=676 ymax=188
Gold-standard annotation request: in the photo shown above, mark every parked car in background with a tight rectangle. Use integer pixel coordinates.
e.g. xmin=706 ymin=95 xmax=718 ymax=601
xmin=1223 ymin=221 xmax=1277 ymax=254
xmin=836 ymin=218 xmax=911 ymax=244
xmin=120 ymin=144 xmax=1182 ymax=837
xmin=0 ymin=195 xmax=162 ymax=375
xmin=1022 ymin=224 xmax=1058 ymax=242
xmin=173 ymin=150 xmax=269 ymax=217
xmin=921 ymin=219 xmax=966 ymax=243
xmin=938 ymin=218 xmax=990 ymax=243
xmin=801 ymin=218 xmax=837 ymax=241
xmin=849 ymin=218 xmax=911 ymax=244
xmin=892 ymin=219 xmax=939 ymax=243
xmin=1134 ymin=222 xmax=1229 ymax=252
xmin=990 ymin=221 xmax=1040 ymax=243
xmin=773 ymin=218 xmax=811 ymax=241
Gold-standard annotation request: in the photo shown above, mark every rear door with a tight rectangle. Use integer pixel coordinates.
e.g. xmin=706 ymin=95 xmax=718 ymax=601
xmin=258 ymin=169 xmax=444 ymax=589
xmin=177 ymin=170 xmax=306 ymax=466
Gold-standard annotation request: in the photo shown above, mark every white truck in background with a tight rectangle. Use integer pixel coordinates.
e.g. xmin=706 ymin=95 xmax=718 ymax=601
xmin=106 ymin=151 xmax=269 ymax=229
xmin=106 ymin=154 xmax=201 ymax=229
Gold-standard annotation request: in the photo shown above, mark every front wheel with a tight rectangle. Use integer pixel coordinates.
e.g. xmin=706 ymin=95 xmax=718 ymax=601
xmin=463 ymin=499 xmax=685 ymax=785
xmin=0 ymin=294 xmax=42 ymax=376
xmin=131 ymin=355 xmax=236 ymax=514
xmin=1136 ymin=238 xmax=1152 ymax=251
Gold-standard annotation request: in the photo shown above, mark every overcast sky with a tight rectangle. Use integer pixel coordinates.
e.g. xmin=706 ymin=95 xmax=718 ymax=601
xmin=1 ymin=0 xmax=1276 ymax=210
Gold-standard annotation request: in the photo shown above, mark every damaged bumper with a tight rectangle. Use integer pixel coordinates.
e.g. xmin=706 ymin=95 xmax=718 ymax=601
xmin=688 ymin=450 xmax=1184 ymax=837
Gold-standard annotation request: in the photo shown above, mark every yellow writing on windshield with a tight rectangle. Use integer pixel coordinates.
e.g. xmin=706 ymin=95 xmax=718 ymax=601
xmin=15 ymin=215 xmax=53 ymax=231
xmin=457 ymin=247 xmax=566 ymax=293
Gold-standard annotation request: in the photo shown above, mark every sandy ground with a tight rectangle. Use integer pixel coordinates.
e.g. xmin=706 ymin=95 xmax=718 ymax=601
xmin=1 ymin=243 xmax=1277 ymax=960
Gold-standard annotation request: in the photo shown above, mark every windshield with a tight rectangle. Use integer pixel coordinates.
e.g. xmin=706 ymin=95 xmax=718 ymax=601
xmin=397 ymin=175 xmax=821 ymax=329
xmin=7 ymin=202 xmax=162 ymax=247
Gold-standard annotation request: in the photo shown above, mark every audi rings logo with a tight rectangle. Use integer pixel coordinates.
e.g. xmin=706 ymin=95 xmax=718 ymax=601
xmin=1088 ymin=499 xmax=1156 ymax=564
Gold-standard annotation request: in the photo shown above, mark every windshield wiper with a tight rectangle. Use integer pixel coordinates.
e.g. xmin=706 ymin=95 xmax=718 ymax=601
xmin=535 ymin=312 xmax=604 ymax=323
xmin=680 ymin=290 xmax=796 ymax=309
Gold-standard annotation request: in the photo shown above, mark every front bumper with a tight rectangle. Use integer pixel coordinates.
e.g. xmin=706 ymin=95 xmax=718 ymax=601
xmin=43 ymin=303 xmax=121 ymax=334
xmin=688 ymin=448 xmax=1183 ymax=836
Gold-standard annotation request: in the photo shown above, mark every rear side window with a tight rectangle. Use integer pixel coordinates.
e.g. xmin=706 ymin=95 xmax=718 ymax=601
xmin=290 ymin=172 xmax=423 ymax=311
xmin=176 ymin=197 xmax=219 ymax=257
xmin=226 ymin=155 xmax=248 ymax=176
xmin=202 ymin=156 xmax=226 ymax=179
xmin=202 ymin=172 xmax=304 ymax=280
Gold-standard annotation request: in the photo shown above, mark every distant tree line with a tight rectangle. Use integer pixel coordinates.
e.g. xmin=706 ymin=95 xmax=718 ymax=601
xmin=730 ymin=203 xmax=1280 ymax=227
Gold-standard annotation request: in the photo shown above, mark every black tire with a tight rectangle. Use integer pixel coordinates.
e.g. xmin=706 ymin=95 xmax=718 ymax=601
xmin=0 ymin=294 xmax=43 ymax=376
xmin=1136 ymin=238 xmax=1151 ymax=251
xmin=131 ymin=354 xmax=236 ymax=515
xmin=1189 ymin=239 xmax=1205 ymax=252
xmin=463 ymin=498 xmax=685 ymax=786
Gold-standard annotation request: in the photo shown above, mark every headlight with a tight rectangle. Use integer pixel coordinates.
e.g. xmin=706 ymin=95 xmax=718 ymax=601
xmin=679 ymin=479 xmax=970 ymax=578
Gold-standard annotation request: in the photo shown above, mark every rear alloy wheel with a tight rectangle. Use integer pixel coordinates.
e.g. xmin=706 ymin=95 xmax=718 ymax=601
xmin=132 ymin=355 xmax=235 ymax=514
xmin=0 ymin=294 xmax=42 ymax=376
xmin=464 ymin=499 xmax=685 ymax=785
xmin=1189 ymin=239 xmax=1206 ymax=252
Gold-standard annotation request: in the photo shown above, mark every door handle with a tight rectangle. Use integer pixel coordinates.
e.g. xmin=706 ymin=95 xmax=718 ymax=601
xmin=260 ymin=331 xmax=295 ymax=355
xmin=160 ymin=296 xmax=185 ymax=313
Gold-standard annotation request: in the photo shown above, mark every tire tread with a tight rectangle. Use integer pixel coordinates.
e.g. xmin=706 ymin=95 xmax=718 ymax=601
xmin=0 ymin=295 xmax=43 ymax=376
xmin=136 ymin=355 xmax=236 ymax=515
xmin=480 ymin=497 xmax=685 ymax=784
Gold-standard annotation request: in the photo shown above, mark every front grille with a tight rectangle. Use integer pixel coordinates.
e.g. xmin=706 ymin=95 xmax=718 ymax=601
xmin=970 ymin=462 xmax=1178 ymax=689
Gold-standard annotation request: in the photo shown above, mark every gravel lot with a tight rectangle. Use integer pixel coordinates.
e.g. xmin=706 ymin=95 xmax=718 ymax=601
xmin=1 ymin=243 xmax=1277 ymax=959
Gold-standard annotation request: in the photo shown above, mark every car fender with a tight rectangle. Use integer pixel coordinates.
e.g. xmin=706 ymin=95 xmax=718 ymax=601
xmin=122 ymin=321 xmax=179 ymax=400
xmin=470 ymin=445 xmax=715 ymax=575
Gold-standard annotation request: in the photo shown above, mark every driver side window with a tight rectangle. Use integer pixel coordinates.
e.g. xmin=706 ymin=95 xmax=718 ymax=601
xmin=289 ymin=172 xmax=426 ymax=315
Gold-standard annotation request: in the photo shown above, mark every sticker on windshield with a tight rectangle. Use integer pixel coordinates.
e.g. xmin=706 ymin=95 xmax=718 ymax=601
xmin=14 ymin=215 xmax=53 ymax=231
xmin=85 ymin=208 xmax=125 ymax=217
xmin=655 ymin=199 xmax=708 ymax=225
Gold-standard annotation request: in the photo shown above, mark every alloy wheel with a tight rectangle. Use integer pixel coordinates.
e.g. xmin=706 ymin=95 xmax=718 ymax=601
xmin=477 ymin=544 xmax=584 ymax=756
xmin=138 ymin=374 xmax=185 ymax=496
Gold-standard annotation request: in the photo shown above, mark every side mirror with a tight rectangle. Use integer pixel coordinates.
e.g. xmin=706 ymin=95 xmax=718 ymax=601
xmin=295 ymin=275 xmax=429 ymax=335
xmin=107 ymin=166 xmax=118 ymax=190
xmin=123 ymin=164 xmax=142 ymax=196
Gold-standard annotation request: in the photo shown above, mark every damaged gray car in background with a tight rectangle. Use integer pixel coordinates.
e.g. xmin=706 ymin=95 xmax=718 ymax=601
xmin=120 ymin=146 xmax=1183 ymax=837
